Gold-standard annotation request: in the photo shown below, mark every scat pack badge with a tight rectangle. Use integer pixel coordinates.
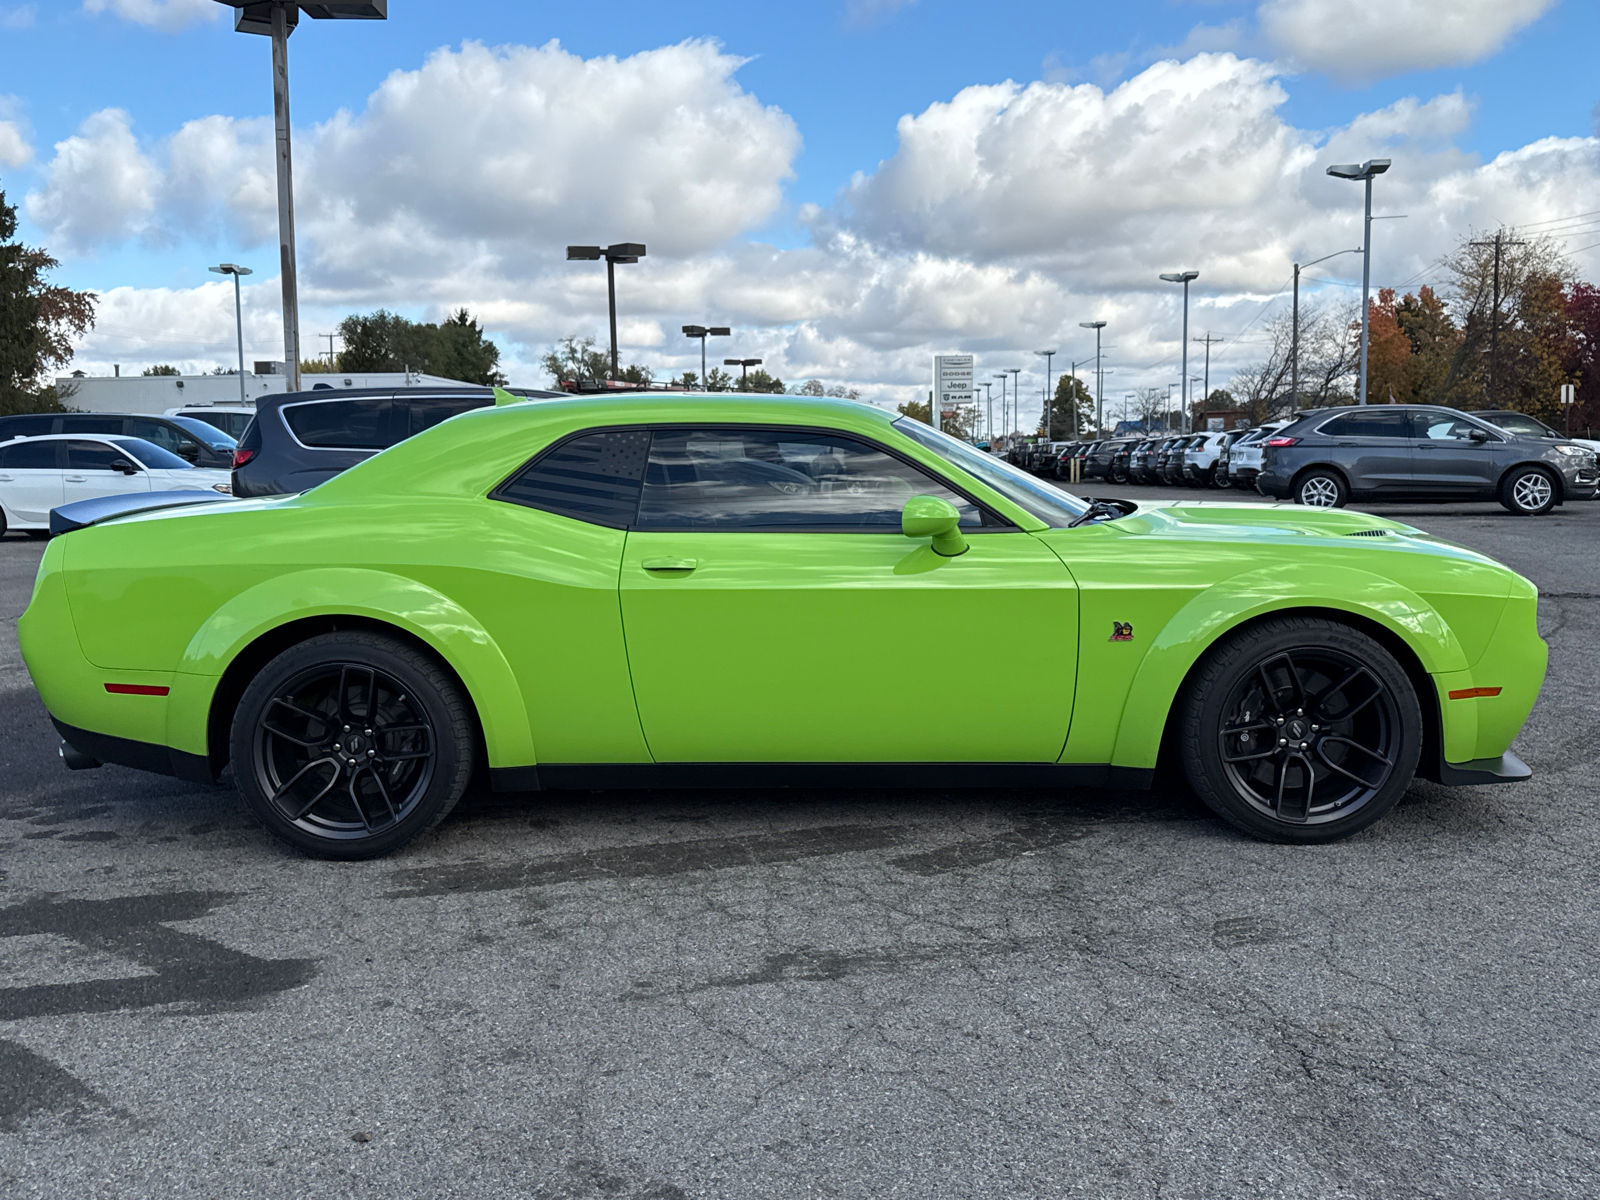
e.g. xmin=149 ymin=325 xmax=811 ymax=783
xmin=1109 ymin=621 xmax=1134 ymax=642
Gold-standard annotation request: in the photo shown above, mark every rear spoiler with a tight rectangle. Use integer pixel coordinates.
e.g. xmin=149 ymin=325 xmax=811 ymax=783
xmin=49 ymin=490 xmax=233 ymax=537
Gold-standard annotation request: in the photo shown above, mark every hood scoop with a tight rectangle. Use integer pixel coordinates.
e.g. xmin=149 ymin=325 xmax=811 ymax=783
xmin=1345 ymin=529 xmax=1392 ymax=537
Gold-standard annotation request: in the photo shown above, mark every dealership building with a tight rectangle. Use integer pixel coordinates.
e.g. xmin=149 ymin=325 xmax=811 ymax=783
xmin=54 ymin=365 xmax=478 ymax=415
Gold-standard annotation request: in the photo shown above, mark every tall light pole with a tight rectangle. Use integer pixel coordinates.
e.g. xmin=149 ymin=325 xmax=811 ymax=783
xmin=1079 ymin=321 xmax=1106 ymax=435
xmin=568 ymin=243 xmax=647 ymax=378
xmin=216 ymin=2 xmax=388 ymax=395
xmin=1159 ymin=271 xmax=1199 ymax=432
xmin=209 ymin=263 xmax=252 ymax=404
xmin=1326 ymin=158 xmax=1391 ymax=405
xmin=682 ymin=325 xmax=730 ymax=389
xmin=1034 ymin=349 xmax=1056 ymax=439
xmin=1006 ymin=368 xmax=1021 ymax=436
xmin=725 ymin=357 xmax=762 ymax=388
xmin=993 ymin=373 xmax=1008 ymax=440
xmin=982 ymin=381 xmax=993 ymax=443
xmin=1289 ymin=249 xmax=1361 ymax=409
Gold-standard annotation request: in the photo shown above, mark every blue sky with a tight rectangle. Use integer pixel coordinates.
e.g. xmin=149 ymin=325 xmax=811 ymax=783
xmin=1 ymin=0 xmax=1596 ymax=413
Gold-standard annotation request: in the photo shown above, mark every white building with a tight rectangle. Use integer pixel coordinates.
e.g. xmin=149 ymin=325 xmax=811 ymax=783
xmin=54 ymin=368 xmax=483 ymax=415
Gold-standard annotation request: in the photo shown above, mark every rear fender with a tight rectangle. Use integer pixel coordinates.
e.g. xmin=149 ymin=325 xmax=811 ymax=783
xmin=1108 ymin=566 xmax=1468 ymax=770
xmin=171 ymin=568 xmax=534 ymax=766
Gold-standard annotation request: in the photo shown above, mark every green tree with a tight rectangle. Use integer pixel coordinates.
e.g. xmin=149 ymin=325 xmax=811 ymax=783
xmin=540 ymin=334 xmax=652 ymax=388
xmin=0 ymin=190 xmax=97 ymax=415
xmin=794 ymin=379 xmax=826 ymax=396
xmin=897 ymin=398 xmax=976 ymax=439
xmin=337 ymin=307 xmax=506 ymax=386
xmin=142 ymin=364 xmax=180 ymax=376
xmin=735 ymin=368 xmax=785 ymax=394
xmin=1043 ymin=373 xmax=1095 ymax=438
xmin=704 ymin=367 xmax=735 ymax=392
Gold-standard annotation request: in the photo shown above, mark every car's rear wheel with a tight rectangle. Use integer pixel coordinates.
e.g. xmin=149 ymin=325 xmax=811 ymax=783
xmin=1293 ymin=469 xmax=1347 ymax=508
xmin=1214 ymin=467 xmax=1232 ymax=489
xmin=1179 ymin=617 xmax=1422 ymax=843
xmin=1111 ymin=464 xmax=1129 ymax=484
xmin=1499 ymin=465 xmax=1558 ymax=515
xmin=231 ymin=631 xmax=475 ymax=859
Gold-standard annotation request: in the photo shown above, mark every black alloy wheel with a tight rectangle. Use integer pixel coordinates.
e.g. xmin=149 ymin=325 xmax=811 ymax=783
xmin=1179 ymin=616 xmax=1422 ymax=843
xmin=231 ymin=631 xmax=475 ymax=859
xmin=1499 ymin=465 xmax=1558 ymax=515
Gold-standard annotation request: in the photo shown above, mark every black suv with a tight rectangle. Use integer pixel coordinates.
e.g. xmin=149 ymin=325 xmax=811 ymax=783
xmin=0 ymin=412 xmax=236 ymax=469
xmin=1256 ymin=404 xmax=1599 ymax=514
xmin=232 ymin=386 xmax=566 ymax=497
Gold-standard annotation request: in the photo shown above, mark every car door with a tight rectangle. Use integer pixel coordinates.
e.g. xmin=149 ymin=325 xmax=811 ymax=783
xmin=619 ymin=425 xmax=1079 ymax=763
xmin=1315 ymin=409 xmax=1414 ymax=493
xmin=1409 ymin=410 xmax=1504 ymax=497
xmin=62 ymin=439 xmax=151 ymax=505
xmin=0 ymin=440 xmax=65 ymax=525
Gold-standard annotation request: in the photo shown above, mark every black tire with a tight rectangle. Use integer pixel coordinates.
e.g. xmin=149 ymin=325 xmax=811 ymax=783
xmin=1179 ymin=616 xmax=1422 ymax=843
xmin=230 ymin=631 xmax=475 ymax=859
xmin=1499 ymin=465 xmax=1558 ymax=515
xmin=1293 ymin=468 xmax=1348 ymax=508
xmin=1214 ymin=469 xmax=1232 ymax=490
xmin=1111 ymin=465 xmax=1129 ymax=484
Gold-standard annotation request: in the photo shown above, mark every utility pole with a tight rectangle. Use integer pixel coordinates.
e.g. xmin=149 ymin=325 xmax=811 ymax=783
xmin=1007 ymin=368 xmax=1021 ymax=437
xmin=1193 ymin=333 xmax=1220 ymax=415
xmin=320 ymin=332 xmax=338 ymax=365
xmin=1035 ymin=349 xmax=1056 ymax=440
xmin=1470 ymin=230 xmax=1526 ymax=407
xmin=1079 ymin=321 xmax=1107 ymax=435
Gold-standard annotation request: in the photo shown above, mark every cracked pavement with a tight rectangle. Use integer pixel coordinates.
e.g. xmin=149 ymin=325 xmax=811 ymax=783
xmin=1 ymin=496 xmax=1596 ymax=1199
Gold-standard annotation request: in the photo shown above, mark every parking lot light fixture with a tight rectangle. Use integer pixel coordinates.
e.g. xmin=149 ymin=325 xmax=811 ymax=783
xmin=1079 ymin=321 xmax=1107 ymax=435
xmin=1292 ymin=248 xmax=1362 ymax=407
xmin=1034 ymin=350 xmax=1056 ymax=439
xmin=214 ymin=2 xmax=388 ymax=394
xmin=1007 ymin=368 xmax=1021 ymax=436
xmin=569 ymin=243 xmax=647 ymax=379
xmin=993 ymin=374 xmax=1008 ymax=439
xmin=682 ymin=325 xmax=730 ymax=389
xmin=209 ymin=263 xmax=253 ymax=403
xmin=1159 ymin=272 xmax=1200 ymax=432
xmin=1325 ymin=158 xmax=1391 ymax=405
xmin=724 ymin=357 xmax=762 ymax=387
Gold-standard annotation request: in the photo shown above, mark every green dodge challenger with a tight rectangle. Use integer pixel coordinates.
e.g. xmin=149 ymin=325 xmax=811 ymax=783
xmin=18 ymin=393 xmax=1544 ymax=858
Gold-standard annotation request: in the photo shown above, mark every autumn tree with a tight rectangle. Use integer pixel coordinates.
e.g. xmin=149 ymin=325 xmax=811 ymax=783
xmin=0 ymin=190 xmax=97 ymax=415
xmin=1565 ymin=283 xmax=1600 ymax=433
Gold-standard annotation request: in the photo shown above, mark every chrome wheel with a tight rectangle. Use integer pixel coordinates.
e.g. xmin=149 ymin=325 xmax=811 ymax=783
xmin=252 ymin=662 xmax=436 ymax=842
xmin=1298 ymin=476 xmax=1340 ymax=507
xmin=1218 ymin=648 xmax=1401 ymax=826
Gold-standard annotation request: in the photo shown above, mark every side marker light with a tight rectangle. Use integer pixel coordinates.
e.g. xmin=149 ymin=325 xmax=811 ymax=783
xmin=1447 ymin=687 xmax=1502 ymax=700
xmin=104 ymin=683 xmax=170 ymax=696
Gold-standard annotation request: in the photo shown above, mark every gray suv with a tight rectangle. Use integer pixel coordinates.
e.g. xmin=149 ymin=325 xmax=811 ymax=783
xmin=1256 ymin=405 xmax=1599 ymax=515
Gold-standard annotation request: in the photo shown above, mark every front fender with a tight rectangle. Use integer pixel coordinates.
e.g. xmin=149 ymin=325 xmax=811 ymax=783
xmin=1108 ymin=566 xmax=1474 ymax=770
xmin=167 ymin=568 xmax=535 ymax=767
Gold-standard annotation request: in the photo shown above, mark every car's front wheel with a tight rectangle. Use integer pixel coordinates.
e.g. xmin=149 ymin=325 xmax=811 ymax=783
xmin=1179 ymin=616 xmax=1422 ymax=843
xmin=1293 ymin=469 xmax=1347 ymax=508
xmin=231 ymin=631 xmax=476 ymax=859
xmin=1499 ymin=465 xmax=1558 ymax=515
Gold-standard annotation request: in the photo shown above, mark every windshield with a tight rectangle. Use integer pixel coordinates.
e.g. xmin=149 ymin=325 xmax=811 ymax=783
xmin=169 ymin=415 xmax=238 ymax=449
xmin=1483 ymin=412 xmax=1557 ymax=439
xmin=893 ymin=418 xmax=1089 ymax=526
xmin=110 ymin=437 xmax=192 ymax=470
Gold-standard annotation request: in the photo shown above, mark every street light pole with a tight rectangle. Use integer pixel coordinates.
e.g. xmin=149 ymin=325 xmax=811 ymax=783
xmin=1079 ymin=321 xmax=1107 ymax=436
xmin=993 ymin=374 xmax=1008 ymax=440
xmin=982 ymin=381 xmax=993 ymax=443
xmin=1160 ymin=271 xmax=1199 ymax=432
xmin=724 ymin=357 xmax=762 ymax=388
xmin=1326 ymin=158 xmax=1391 ymax=405
xmin=682 ymin=325 xmax=730 ymax=389
xmin=217 ymin=2 xmax=388 ymax=395
xmin=1034 ymin=349 xmax=1056 ymax=439
xmin=1006 ymin=368 xmax=1021 ymax=436
xmin=1290 ymin=248 xmax=1361 ymax=408
xmin=568 ymin=243 xmax=647 ymax=378
xmin=209 ymin=263 xmax=253 ymax=404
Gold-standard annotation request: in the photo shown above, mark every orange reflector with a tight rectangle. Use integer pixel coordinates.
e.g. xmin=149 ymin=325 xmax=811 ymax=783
xmin=104 ymin=683 xmax=170 ymax=696
xmin=1447 ymin=687 xmax=1502 ymax=700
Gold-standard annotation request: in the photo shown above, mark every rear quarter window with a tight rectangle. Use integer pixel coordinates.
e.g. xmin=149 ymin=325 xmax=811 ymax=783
xmin=282 ymin=398 xmax=393 ymax=450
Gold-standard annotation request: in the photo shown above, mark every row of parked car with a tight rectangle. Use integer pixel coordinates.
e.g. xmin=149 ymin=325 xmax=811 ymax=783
xmin=1009 ymin=405 xmax=1600 ymax=515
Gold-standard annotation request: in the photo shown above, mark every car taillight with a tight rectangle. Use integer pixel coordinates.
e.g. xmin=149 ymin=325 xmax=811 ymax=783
xmin=232 ymin=448 xmax=255 ymax=468
xmin=1264 ymin=437 xmax=1299 ymax=447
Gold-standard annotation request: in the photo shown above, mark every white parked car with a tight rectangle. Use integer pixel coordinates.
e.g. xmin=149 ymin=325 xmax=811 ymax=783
xmin=0 ymin=434 xmax=231 ymax=537
xmin=1182 ymin=430 xmax=1233 ymax=487
xmin=1225 ymin=421 xmax=1295 ymax=489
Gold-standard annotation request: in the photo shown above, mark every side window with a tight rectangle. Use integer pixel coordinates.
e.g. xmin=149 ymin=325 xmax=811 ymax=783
xmin=283 ymin=398 xmax=392 ymax=449
xmin=492 ymin=430 xmax=651 ymax=527
xmin=1419 ymin=414 xmax=1490 ymax=441
xmin=1321 ymin=411 xmax=1411 ymax=438
xmin=61 ymin=415 xmax=124 ymax=435
xmin=0 ymin=441 xmax=60 ymax=469
xmin=128 ymin=418 xmax=184 ymax=453
xmin=66 ymin=441 xmax=122 ymax=471
xmin=404 ymin=397 xmax=488 ymax=439
xmin=0 ymin=416 xmax=56 ymax=438
xmin=635 ymin=429 xmax=984 ymax=531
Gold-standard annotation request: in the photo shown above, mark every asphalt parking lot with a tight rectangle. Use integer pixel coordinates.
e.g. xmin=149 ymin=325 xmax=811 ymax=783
xmin=2 ymin=493 xmax=1597 ymax=1200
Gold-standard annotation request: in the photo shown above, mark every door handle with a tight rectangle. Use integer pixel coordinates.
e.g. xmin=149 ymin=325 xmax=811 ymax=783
xmin=0 ymin=475 xmax=11 ymax=481
xmin=65 ymin=475 xmax=87 ymax=481
xmin=642 ymin=557 xmax=697 ymax=572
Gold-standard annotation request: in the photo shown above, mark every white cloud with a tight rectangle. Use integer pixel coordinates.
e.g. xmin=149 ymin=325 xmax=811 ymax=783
xmin=82 ymin=0 xmax=218 ymax=32
xmin=0 ymin=96 xmax=31 ymax=167
xmin=25 ymin=109 xmax=160 ymax=250
xmin=0 ymin=4 xmax=37 ymax=30
xmin=1259 ymin=0 xmax=1558 ymax=83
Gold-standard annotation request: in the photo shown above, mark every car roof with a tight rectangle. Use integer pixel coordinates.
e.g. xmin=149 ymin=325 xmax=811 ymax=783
xmin=252 ymin=385 xmax=568 ymax=412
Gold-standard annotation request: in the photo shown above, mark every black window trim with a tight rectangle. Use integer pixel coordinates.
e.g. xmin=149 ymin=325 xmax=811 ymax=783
xmin=489 ymin=422 xmax=1021 ymax=534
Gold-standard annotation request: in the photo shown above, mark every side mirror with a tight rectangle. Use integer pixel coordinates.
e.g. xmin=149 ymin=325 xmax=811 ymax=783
xmin=902 ymin=495 xmax=968 ymax=558
xmin=176 ymin=444 xmax=199 ymax=461
xmin=110 ymin=458 xmax=139 ymax=475
xmin=1468 ymin=427 xmax=1490 ymax=443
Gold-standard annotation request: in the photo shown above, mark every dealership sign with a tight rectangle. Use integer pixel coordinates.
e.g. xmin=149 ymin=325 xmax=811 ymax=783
xmin=931 ymin=354 xmax=974 ymax=424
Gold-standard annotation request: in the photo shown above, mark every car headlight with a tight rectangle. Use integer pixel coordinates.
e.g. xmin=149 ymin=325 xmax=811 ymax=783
xmin=1555 ymin=444 xmax=1592 ymax=459
xmin=211 ymin=482 xmax=232 ymax=494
